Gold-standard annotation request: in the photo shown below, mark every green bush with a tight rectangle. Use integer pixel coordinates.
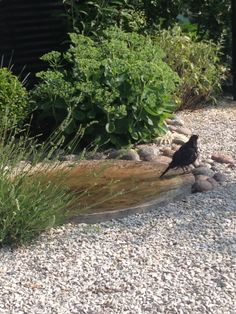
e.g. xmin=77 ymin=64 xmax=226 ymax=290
xmin=0 ymin=68 xmax=29 ymax=127
xmin=63 ymin=0 xmax=146 ymax=35
xmin=155 ymin=26 xmax=226 ymax=108
xmin=32 ymin=28 xmax=179 ymax=148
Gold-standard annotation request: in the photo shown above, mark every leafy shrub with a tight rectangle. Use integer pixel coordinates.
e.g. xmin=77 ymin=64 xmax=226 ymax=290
xmin=63 ymin=0 xmax=146 ymax=35
xmin=0 ymin=67 xmax=29 ymax=127
xmin=155 ymin=26 xmax=226 ymax=108
xmin=32 ymin=28 xmax=179 ymax=148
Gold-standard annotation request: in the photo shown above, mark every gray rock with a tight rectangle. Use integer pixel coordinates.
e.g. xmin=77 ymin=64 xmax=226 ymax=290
xmin=195 ymin=175 xmax=209 ymax=181
xmin=192 ymin=166 xmax=215 ymax=177
xmin=107 ymin=149 xmax=140 ymax=161
xmin=192 ymin=179 xmax=214 ymax=193
xmin=86 ymin=152 xmax=106 ymax=160
xmin=207 ymin=177 xmax=218 ymax=189
xmin=59 ymin=154 xmax=80 ymax=162
xmin=137 ymin=146 xmax=158 ymax=161
xmin=213 ymin=172 xmax=227 ymax=183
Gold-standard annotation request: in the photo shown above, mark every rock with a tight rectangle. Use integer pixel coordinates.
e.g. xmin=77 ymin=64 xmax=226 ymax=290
xmin=165 ymin=117 xmax=184 ymax=127
xmin=213 ymin=172 xmax=227 ymax=183
xmin=141 ymin=154 xmax=158 ymax=162
xmin=174 ymin=127 xmax=192 ymax=136
xmin=195 ymin=175 xmax=209 ymax=181
xmin=137 ymin=146 xmax=158 ymax=161
xmin=211 ymin=152 xmax=235 ymax=165
xmin=171 ymin=144 xmax=181 ymax=151
xmin=193 ymin=159 xmax=201 ymax=168
xmin=160 ymin=148 xmax=175 ymax=157
xmin=168 ymin=125 xmax=178 ymax=133
xmin=207 ymin=177 xmax=218 ymax=189
xmin=172 ymin=133 xmax=189 ymax=145
xmin=192 ymin=166 xmax=215 ymax=177
xmin=197 ymin=162 xmax=212 ymax=169
xmin=86 ymin=152 xmax=106 ymax=160
xmin=153 ymin=155 xmax=172 ymax=164
xmin=59 ymin=154 xmax=80 ymax=162
xmin=107 ymin=149 xmax=140 ymax=161
xmin=204 ymin=158 xmax=215 ymax=165
xmin=192 ymin=179 xmax=214 ymax=193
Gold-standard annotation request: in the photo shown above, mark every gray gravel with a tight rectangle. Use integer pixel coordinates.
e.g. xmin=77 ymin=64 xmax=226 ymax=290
xmin=0 ymin=99 xmax=236 ymax=314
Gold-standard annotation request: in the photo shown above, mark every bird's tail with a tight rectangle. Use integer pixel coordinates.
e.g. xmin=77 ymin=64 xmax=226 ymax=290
xmin=159 ymin=165 xmax=171 ymax=178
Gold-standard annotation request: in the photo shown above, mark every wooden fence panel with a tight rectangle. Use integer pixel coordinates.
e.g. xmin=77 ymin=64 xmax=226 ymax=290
xmin=0 ymin=0 xmax=68 ymax=86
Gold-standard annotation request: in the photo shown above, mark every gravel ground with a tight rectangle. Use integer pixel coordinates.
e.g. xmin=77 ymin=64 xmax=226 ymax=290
xmin=0 ymin=99 xmax=236 ymax=314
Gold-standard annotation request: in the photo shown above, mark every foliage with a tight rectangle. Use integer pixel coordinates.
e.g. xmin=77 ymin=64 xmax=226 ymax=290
xmin=0 ymin=126 xmax=76 ymax=246
xmin=62 ymin=0 xmax=146 ymax=35
xmin=32 ymin=28 xmax=179 ymax=148
xmin=62 ymin=0 xmax=231 ymax=61
xmin=184 ymin=0 xmax=231 ymax=42
xmin=0 ymin=68 xmax=29 ymax=127
xmin=155 ymin=26 xmax=226 ymax=108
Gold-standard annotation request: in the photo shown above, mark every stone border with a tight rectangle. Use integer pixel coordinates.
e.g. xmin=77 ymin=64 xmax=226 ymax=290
xmin=68 ymin=174 xmax=195 ymax=224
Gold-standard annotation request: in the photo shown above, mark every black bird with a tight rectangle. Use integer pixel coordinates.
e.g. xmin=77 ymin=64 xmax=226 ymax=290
xmin=160 ymin=134 xmax=199 ymax=178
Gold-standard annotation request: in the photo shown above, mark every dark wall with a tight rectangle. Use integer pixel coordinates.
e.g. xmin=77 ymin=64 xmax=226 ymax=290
xmin=0 ymin=0 xmax=68 ymax=86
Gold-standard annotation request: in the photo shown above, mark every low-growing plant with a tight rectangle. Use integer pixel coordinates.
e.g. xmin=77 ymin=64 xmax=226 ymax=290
xmin=154 ymin=26 xmax=226 ymax=108
xmin=32 ymin=27 xmax=180 ymax=148
xmin=0 ymin=123 xmax=76 ymax=246
xmin=0 ymin=67 xmax=29 ymax=127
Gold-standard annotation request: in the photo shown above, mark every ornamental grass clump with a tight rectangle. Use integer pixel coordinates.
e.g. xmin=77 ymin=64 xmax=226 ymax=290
xmin=0 ymin=124 xmax=75 ymax=246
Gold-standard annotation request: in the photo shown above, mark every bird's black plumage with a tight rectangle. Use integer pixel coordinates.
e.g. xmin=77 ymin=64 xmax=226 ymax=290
xmin=160 ymin=134 xmax=198 ymax=178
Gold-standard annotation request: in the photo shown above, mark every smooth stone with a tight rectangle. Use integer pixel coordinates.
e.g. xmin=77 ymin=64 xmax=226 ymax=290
xmin=205 ymin=158 xmax=215 ymax=165
xmin=86 ymin=152 xmax=106 ymax=160
xmin=168 ymin=125 xmax=178 ymax=133
xmin=59 ymin=154 xmax=80 ymax=162
xmin=198 ymin=162 xmax=212 ymax=169
xmin=160 ymin=148 xmax=175 ymax=157
xmin=107 ymin=149 xmax=140 ymax=161
xmin=193 ymin=160 xmax=201 ymax=168
xmin=213 ymin=172 xmax=227 ymax=183
xmin=192 ymin=166 xmax=215 ymax=177
xmin=165 ymin=117 xmax=184 ymax=127
xmin=192 ymin=179 xmax=214 ymax=193
xmin=172 ymin=133 xmax=189 ymax=145
xmin=174 ymin=126 xmax=192 ymax=136
xmin=211 ymin=152 xmax=235 ymax=165
xmin=207 ymin=177 xmax=218 ymax=188
xmin=137 ymin=146 xmax=159 ymax=161
xmin=195 ymin=175 xmax=209 ymax=181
